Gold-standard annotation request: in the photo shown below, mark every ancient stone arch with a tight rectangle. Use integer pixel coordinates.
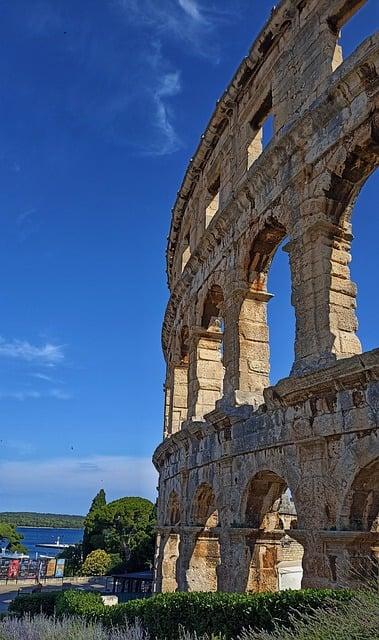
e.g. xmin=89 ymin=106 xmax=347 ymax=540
xmin=154 ymin=0 xmax=379 ymax=593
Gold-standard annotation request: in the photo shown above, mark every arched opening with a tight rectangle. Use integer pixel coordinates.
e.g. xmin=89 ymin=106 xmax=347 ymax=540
xmin=188 ymin=285 xmax=224 ymax=420
xmin=342 ymin=459 xmax=379 ymax=532
xmin=167 ymin=490 xmax=181 ymax=527
xmin=335 ymin=458 xmax=379 ymax=587
xmin=187 ymin=483 xmax=220 ymax=591
xmin=267 ymin=237 xmax=295 ymax=384
xmin=168 ymin=326 xmax=189 ymax=434
xmin=192 ymin=483 xmax=219 ymax=528
xmin=242 ymin=471 xmax=303 ymax=593
xmin=348 ymin=169 xmax=379 ymax=353
xmin=244 ymin=220 xmax=294 ymax=389
xmin=329 ymin=0 xmax=377 ymax=66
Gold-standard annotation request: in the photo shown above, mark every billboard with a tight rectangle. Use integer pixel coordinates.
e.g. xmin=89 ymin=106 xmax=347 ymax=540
xmin=55 ymin=559 xmax=65 ymax=578
xmin=0 ymin=557 xmax=65 ymax=580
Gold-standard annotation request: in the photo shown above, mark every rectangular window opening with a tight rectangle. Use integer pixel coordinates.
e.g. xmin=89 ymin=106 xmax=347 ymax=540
xmin=247 ymin=91 xmax=274 ymax=170
xmin=181 ymin=234 xmax=191 ymax=272
xmin=205 ymin=192 xmax=219 ymax=228
xmin=205 ymin=176 xmax=220 ymax=229
xmin=329 ymin=0 xmax=377 ymax=65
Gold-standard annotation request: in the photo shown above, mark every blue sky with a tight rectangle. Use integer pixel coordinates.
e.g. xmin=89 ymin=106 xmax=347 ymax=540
xmin=0 ymin=0 xmax=377 ymax=514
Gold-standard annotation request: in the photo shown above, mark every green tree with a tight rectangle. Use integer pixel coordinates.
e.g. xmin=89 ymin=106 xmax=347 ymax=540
xmin=89 ymin=489 xmax=106 ymax=512
xmin=83 ymin=496 xmax=156 ymax=572
xmin=82 ymin=489 xmax=107 ymax=557
xmin=80 ymin=549 xmax=111 ymax=576
xmin=0 ymin=523 xmax=27 ymax=554
xmin=58 ymin=543 xmax=83 ymax=576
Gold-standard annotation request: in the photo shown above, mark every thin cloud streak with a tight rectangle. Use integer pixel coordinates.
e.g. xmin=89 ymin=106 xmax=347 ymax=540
xmin=30 ymin=372 xmax=54 ymax=382
xmin=0 ymin=388 xmax=71 ymax=401
xmin=0 ymin=338 xmax=64 ymax=365
xmin=0 ymin=455 xmax=158 ymax=511
xmin=115 ymin=0 xmax=226 ymax=53
xmin=178 ymin=0 xmax=206 ymax=23
xmin=149 ymin=71 xmax=182 ymax=156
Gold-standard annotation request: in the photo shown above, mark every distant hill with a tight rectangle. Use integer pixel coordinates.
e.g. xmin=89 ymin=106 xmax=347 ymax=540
xmin=0 ymin=512 xmax=85 ymax=529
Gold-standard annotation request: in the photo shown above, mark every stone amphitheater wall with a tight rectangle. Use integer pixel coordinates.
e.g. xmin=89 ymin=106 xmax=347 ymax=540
xmin=154 ymin=0 xmax=379 ymax=593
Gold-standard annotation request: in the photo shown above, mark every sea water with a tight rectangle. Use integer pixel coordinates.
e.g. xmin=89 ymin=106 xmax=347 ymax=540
xmin=16 ymin=527 xmax=83 ymax=558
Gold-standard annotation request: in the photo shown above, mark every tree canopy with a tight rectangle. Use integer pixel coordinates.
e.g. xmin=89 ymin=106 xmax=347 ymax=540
xmin=0 ymin=523 xmax=27 ymax=553
xmin=0 ymin=512 xmax=84 ymax=529
xmin=89 ymin=490 xmax=106 ymax=513
xmin=83 ymin=495 xmax=156 ymax=572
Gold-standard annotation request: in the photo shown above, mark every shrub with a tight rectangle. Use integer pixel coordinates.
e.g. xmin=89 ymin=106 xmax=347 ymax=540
xmin=9 ymin=591 xmax=60 ymax=616
xmin=81 ymin=549 xmax=112 ymax=576
xmin=239 ymin=589 xmax=379 ymax=640
xmin=106 ymin=589 xmax=352 ymax=639
xmin=9 ymin=587 xmax=353 ymax=639
xmin=0 ymin=614 xmax=149 ymax=640
xmin=55 ymin=589 xmax=104 ymax=619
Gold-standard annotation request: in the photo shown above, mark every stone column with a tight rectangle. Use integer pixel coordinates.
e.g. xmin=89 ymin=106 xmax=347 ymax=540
xmin=163 ymin=382 xmax=171 ymax=439
xmin=169 ymin=365 xmax=188 ymax=434
xmin=222 ymin=288 xmax=272 ymax=408
xmin=187 ymin=326 xmax=224 ymax=420
xmin=218 ymin=529 xmax=250 ymax=592
xmin=160 ymin=532 xmax=180 ymax=592
xmin=287 ymin=219 xmax=361 ymax=375
xmin=153 ymin=531 xmax=164 ymax=593
xmin=176 ymin=530 xmax=198 ymax=591
xmin=290 ymin=530 xmax=333 ymax=589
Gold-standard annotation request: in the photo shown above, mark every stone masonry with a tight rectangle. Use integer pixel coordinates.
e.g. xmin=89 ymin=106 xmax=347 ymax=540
xmin=153 ymin=0 xmax=379 ymax=592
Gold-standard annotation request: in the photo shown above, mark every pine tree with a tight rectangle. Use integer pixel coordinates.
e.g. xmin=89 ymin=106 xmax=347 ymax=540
xmin=82 ymin=489 xmax=107 ymax=558
xmin=89 ymin=489 xmax=106 ymax=512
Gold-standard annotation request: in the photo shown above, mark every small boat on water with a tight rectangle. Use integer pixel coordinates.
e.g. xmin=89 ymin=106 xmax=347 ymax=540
xmin=36 ymin=536 xmax=70 ymax=550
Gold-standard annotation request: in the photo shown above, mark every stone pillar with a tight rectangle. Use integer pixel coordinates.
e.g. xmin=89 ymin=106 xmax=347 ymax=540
xmin=186 ymin=532 xmax=221 ymax=592
xmin=218 ymin=529 xmax=250 ymax=592
xmin=160 ymin=532 xmax=180 ymax=592
xmin=163 ymin=382 xmax=171 ymax=439
xmin=153 ymin=531 xmax=164 ymax=593
xmin=290 ymin=531 xmax=333 ymax=589
xmin=223 ymin=288 xmax=272 ymax=407
xmin=169 ymin=365 xmax=188 ymax=434
xmin=287 ymin=219 xmax=361 ymax=375
xmin=176 ymin=530 xmax=197 ymax=591
xmin=187 ymin=326 xmax=224 ymax=420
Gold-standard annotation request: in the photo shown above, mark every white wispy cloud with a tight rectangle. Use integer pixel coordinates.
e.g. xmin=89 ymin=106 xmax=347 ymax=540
xmin=0 ymin=388 xmax=71 ymax=401
xmin=115 ymin=0 xmax=223 ymax=56
xmin=16 ymin=208 xmax=41 ymax=242
xmin=0 ymin=455 xmax=157 ymax=511
xmin=109 ymin=0 xmax=232 ymax=154
xmin=150 ymin=71 xmax=181 ymax=155
xmin=178 ymin=0 xmax=206 ymax=23
xmin=30 ymin=372 xmax=54 ymax=382
xmin=0 ymin=338 xmax=64 ymax=365
xmin=17 ymin=208 xmax=36 ymax=226
xmin=0 ymin=439 xmax=36 ymax=457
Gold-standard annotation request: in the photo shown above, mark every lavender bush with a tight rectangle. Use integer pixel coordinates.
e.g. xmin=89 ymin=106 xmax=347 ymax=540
xmin=238 ymin=590 xmax=379 ymax=640
xmin=0 ymin=615 xmax=149 ymax=640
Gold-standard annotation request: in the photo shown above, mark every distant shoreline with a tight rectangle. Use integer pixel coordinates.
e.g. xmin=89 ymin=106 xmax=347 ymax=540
xmin=17 ymin=525 xmax=83 ymax=531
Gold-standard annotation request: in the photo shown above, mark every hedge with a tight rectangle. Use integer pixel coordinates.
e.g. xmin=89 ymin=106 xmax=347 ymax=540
xmin=104 ymin=590 xmax=353 ymax=639
xmin=9 ymin=588 xmax=352 ymax=639
xmin=55 ymin=589 xmax=104 ymax=618
xmin=9 ymin=591 xmax=60 ymax=616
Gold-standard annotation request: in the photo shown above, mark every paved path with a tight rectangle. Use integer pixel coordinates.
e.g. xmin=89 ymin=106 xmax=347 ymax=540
xmin=0 ymin=578 xmax=107 ymax=613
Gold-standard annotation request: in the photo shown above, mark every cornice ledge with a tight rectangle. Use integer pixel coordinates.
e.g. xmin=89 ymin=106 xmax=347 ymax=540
xmin=264 ymin=348 xmax=379 ymax=410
